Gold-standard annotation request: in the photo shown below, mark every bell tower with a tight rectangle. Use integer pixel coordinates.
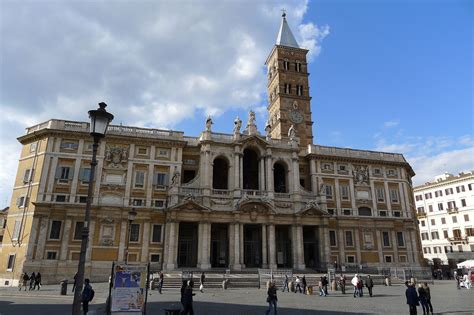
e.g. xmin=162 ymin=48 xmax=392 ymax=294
xmin=265 ymin=12 xmax=313 ymax=147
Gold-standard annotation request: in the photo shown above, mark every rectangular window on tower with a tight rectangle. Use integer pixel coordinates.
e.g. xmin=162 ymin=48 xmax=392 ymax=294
xmin=295 ymin=62 xmax=301 ymax=72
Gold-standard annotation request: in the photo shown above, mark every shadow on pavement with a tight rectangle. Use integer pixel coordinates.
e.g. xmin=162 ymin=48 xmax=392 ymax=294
xmin=0 ymin=300 xmax=105 ymax=315
xmin=145 ymin=301 xmax=372 ymax=315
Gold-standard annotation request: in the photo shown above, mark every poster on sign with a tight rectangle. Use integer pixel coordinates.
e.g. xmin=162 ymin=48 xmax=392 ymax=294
xmin=111 ymin=264 xmax=147 ymax=313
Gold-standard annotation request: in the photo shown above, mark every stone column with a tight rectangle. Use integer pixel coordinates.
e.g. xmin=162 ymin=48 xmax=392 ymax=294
xmin=405 ymin=229 xmax=414 ymax=263
xmin=233 ymin=222 xmax=241 ymax=270
xmin=354 ymin=229 xmax=361 ymax=264
xmin=410 ymin=230 xmax=419 ymax=264
xmin=239 ymin=155 xmax=243 ymax=189
xmin=35 ymin=216 xmax=49 ymax=260
xmin=349 ymin=178 xmax=357 ymax=210
xmin=261 ymin=224 xmax=268 ymax=268
xmin=124 ymin=157 xmax=134 ymax=206
xmin=228 ymin=222 xmax=235 ymax=266
xmin=323 ymin=222 xmax=330 ymax=269
xmin=86 ymin=220 xmax=95 ymax=262
xmin=391 ymin=230 xmax=399 ymax=264
xmin=292 ymin=155 xmax=300 ymax=193
xmin=266 ymin=152 xmax=274 ymax=192
xmin=146 ymin=163 xmax=154 ymax=207
xmin=118 ymin=220 xmax=128 ymax=262
xmin=309 ymin=158 xmax=317 ymax=193
xmin=375 ymin=230 xmax=383 ymax=264
xmin=259 ymin=158 xmax=265 ymax=190
xmin=201 ymin=222 xmax=211 ymax=269
xmin=26 ymin=216 xmax=40 ymax=260
xmin=384 ymin=182 xmax=392 ymax=211
xmin=335 ymin=179 xmax=341 ymax=212
xmin=234 ymin=151 xmax=240 ymax=190
xmin=141 ymin=222 xmax=150 ymax=262
xmin=338 ymin=229 xmax=345 ymax=264
xmin=296 ymin=225 xmax=305 ymax=270
xmin=239 ymin=224 xmax=244 ymax=265
xmin=197 ymin=223 xmax=203 ymax=266
xmin=205 ymin=150 xmax=211 ymax=188
xmin=70 ymin=158 xmax=82 ymax=202
xmin=268 ymin=224 xmax=277 ymax=269
xmin=59 ymin=217 xmax=72 ymax=261
xmin=166 ymin=221 xmax=178 ymax=270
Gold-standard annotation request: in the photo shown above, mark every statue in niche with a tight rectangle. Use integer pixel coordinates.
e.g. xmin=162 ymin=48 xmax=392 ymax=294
xmin=205 ymin=115 xmax=213 ymax=132
xmin=171 ymin=167 xmax=181 ymax=186
xmin=288 ymin=124 xmax=296 ymax=140
xmin=353 ymin=165 xmax=369 ymax=185
xmin=233 ymin=116 xmax=242 ymax=134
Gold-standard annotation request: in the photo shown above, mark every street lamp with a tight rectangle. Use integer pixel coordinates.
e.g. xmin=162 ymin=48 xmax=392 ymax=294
xmin=125 ymin=208 xmax=138 ymax=264
xmin=72 ymin=102 xmax=114 ymax=315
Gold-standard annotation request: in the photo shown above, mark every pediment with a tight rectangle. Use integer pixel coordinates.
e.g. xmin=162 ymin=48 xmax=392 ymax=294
xmin=298 ymin=200 xmax=330 ymax=217
xmin=235 ymin=200 xmax=276 ymax=215
xmin=238 ymin=134 xmax=269 ymax=148
xmin=168 ymin=200 xmax=211 ymax=212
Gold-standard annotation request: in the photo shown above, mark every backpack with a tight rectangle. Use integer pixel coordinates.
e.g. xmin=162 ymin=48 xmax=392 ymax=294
xmin=89 ymin=288 xmax=95 ymax=302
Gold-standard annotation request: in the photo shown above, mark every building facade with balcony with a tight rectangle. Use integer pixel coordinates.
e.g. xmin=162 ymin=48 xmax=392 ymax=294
xmin=0 ymin=14 xmax=422 ymax=286
xmin=414 ymin=172 xmax=474 ymax=267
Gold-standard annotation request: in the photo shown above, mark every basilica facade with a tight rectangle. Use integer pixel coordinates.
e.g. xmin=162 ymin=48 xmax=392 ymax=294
xmin=0 ymin=14 xmax=422 ymax=285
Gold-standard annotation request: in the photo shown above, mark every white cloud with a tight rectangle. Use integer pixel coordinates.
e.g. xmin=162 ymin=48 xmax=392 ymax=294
xmin=384 ymin=120 xmax=400 ymax=128
xmin=0 ymin=1 xmax=328 ymax=205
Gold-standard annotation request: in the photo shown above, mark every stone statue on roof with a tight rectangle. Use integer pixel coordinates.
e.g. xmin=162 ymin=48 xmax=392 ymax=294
xmin=205 ymin=115 xmax=213 ymax=132
xmin=233 ymin=116 xmax=242 ymax=134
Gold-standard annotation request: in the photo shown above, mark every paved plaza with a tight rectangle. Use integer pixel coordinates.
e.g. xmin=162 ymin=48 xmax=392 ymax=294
xmin=0 ymin=280 xmax=472 ymax=314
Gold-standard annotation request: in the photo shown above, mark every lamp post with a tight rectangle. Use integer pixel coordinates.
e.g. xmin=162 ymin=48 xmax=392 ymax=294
xmin=72 ymin=102 xmax=114 ymax=315
xmin=125 ymin=208 xmax=138 ymax=264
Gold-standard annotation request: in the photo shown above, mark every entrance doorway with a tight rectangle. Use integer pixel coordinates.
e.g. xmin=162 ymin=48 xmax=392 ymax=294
xmin=244 ymin=224 xmax=262 ymax=267
xmin=178 ymin=222 xmax=198 ymax=268
xmin=211 ymin=224 xmax=229 ymax=268
xmin=303 ymin=226 xmax=320 ymax=269
xmin=275 ymin=225 xmax=292 ymax=267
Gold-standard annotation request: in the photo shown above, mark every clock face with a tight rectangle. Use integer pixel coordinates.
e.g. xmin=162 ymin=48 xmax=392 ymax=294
xmin=289 ymin=109 xmax=304 ymax=124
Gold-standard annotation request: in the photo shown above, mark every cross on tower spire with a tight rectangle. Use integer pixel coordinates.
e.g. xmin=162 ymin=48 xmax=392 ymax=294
xmin=281 ymin=8 xmax=286 ymax=17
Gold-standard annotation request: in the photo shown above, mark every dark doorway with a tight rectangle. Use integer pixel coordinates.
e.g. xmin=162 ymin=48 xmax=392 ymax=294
xmin=274 ymin=162 xmax=287 ymax=193
xmin=303 ymin=226 xmax=320 ymax=269
xmin=275 ymin=225 xmax=292 ymax=267
xmin=213 ymin=157 xmax=229 ymax=189
xmin=244 ymin=224 xmax=262 ymax=267
xmin=178 ymin=222 xmax=198 ymax=268
xmin=243 ymin=149 xmax=259 ymax=190
xmin=211 ymin=224 xmax=229 ymax=268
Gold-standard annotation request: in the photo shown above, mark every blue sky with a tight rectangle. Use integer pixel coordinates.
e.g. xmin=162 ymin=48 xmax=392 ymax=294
xmin=0 ymin=0 xmax=473 ymax=205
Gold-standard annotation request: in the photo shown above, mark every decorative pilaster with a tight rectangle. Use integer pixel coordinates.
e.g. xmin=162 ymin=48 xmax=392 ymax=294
xmin=233 ymin=222 xmax=241 ymax=270
xmin=141 ymin=222 xmax=150 ymax=262
xmin=59 ymin=217 xmax=72 ymax=260
xmin=35 ymin=216 xmax=48 ymax=260
xmin=338 ymin=229 xmax=345 ymax=264
xmin=410 ymin=230 xmax=419 ymax=264
xmin=354 ymin=229 xmax=361 ymax=264
xmin=118 ymin=220 xmax=128 ymax=262
xmin=197 ymin=223 xmax=203 ymax=266
xmin=201 ymin=222 xmax=211 ymax=269
xmin=26 ymin=216 xmax=40 ymax=260
xmin=146 ymin=163 xmax=154 ymax=207
xmin=384 ymin=181 xmax=392 ymax=211
xmin=296 ymin=225 xmax=305 ymax=270
xmin=391 ymin=230 xmax=399 ymax=264
xmin=309 ymin=158 xmax=317 ymax=194
xmin=375 ymin=230 xmax=383 ymax=263
xmin=335 ymin=178 xmax=341 ymax=211
xmin=70 ymin=158 xmax=82 ymax=202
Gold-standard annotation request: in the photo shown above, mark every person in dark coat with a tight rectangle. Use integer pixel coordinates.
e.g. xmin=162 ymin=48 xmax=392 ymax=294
xmin=29 ymin=272 xmax=36 ymax=291
xmin=406 ymin=282 xmax=419 ymax=315
xmin=158 ymin=271 xmax=164 ymax=294
xmin=81 ymin=278 xmax=94 ymax=315
xmin=34 ymin=272 xmax=42 ymax=290
xmin=322 ymin=276 xmax=329 ymax=296
xmin=338 ymin=274 xmax=346 ymax=294
xmin=282 ymin=274 xmax=289 ymax=292
xmin=366 ymin=275 xmax=374 ymax=297
xmin=422 ymin=282 xmax=433 ymax=314
xmin=200 ymin=272 xmax=205 ymax=293
xmin=181 ymin=280 xmax=195 ymax=315
xmin=265 ymin=281 xmax=278 ymax=315
xmin=417 ymin=284 xmax=428 ymax=315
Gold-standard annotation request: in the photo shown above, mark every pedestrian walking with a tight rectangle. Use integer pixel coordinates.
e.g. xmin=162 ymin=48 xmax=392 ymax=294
xmin=81 ymin=278 xmax=94 ymax=315
xmin=422 ymin=282 xmax=433 ymax=314
xmin=34 ymin=272 xmax=42 ymax=290
xmin=351 ymin=274 xmax=360 ymax=297
xmin=294 ymin=276 xmax=302 ymax=293
xmin=455 ymin=273 xmax=461 ymax=289
xmin=318 ymin=277 xmax=325 ymax=296
xmin=29 ymin=272 xmax=36 ymax=291
xmin=265 ymin=281 xmax=278 ymax=315
xmin=182 ymin=280 xmax=195 ymax=315
xmin=322 ymin=276 xmax=329 ymax=296
xmin=20 ymin=272 xmax=29 ymax=291
xmin=302 ymin=275 xmax=307 ymax=294
xmin=357 ymin=277 xmax=364 ymax=297
xmin=72 ymin=273 xmax=78 ymax=292
xmin=339 ymin=274 xmax=346 ymax=294
xmin=366 ymin=275 xmax=374 ymax=297
xmin=200 ymin=272 xmax=205 ymax=293
xmin=158 ymin=271 xmax=164 ymax=294
xmin=406 ymin=282 xmax=419 ymax=315
xmin=282 ymin=274 xmax=289 ymax=292
xmin=417 ymin=284 xmax=428 ymax=315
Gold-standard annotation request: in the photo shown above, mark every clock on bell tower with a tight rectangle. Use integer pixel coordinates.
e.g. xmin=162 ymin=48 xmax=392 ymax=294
xmin=265 ymin=12 xmax=313 ymax=148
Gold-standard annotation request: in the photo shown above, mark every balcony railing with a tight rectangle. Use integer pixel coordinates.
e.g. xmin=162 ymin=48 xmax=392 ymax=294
xmin=212 ymin=189 xmax=230 ymax=196
xmin=242 ymin=190 xmax=267 ymax=197
xmin=417 ymin=212 xmax=427 ymax=218
xmin=448 ymin=236 xmax=468 ymax=244
xmin=447 ymin=207 xmax=458 ymax=214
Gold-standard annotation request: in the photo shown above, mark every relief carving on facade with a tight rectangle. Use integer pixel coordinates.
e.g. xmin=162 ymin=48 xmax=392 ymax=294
xmin=105 ymin=145 xmax=129 ymax=168
xmin=100 ymin=238 xmax=114 ymax=246
xmin=353 ymin=165 xmax=369 ymax=185
xmin=211 ymin=199 xmax=232 ymax=206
